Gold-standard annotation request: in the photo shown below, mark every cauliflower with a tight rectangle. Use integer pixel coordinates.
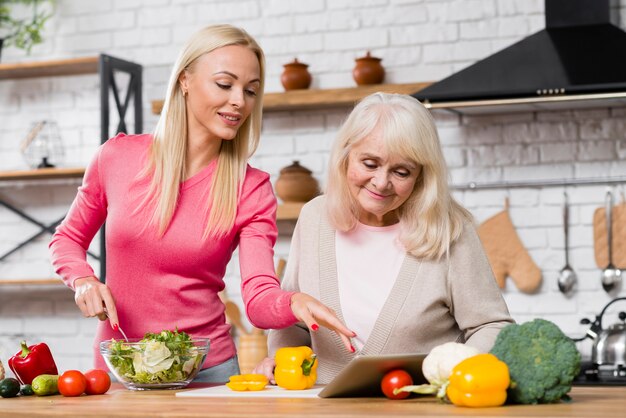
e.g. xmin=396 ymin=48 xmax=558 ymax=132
xmin=422 ymin=342 xmax=480 ymax=387
xmin=489 ymin=318 xmax=581 ymax=404
xmin=395 ymin=342 xmax=481 ymax=398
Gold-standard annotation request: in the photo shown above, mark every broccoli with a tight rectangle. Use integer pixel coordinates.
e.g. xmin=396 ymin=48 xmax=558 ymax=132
xmin=489 ymin=318 xmax=581 ymax=405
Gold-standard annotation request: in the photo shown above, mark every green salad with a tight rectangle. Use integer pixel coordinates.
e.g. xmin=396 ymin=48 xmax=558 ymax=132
xmin=107 ymin=330 xmax=205 ymax=384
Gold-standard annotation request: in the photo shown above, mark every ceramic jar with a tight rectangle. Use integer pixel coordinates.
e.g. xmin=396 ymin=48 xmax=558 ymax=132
xmin=274 ymin=161 xmax=320 ymax=203
xmin=280 ymin=58 xmax=312 ymax=91
xmin=353 ymin=51 xmax=385 ymax=85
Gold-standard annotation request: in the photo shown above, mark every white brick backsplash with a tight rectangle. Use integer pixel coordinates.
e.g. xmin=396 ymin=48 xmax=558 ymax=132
xmin=578 ymin=140 xmax=617 ymax=161
xmin=78 ymin=11 xmax=136 ymax=32
xmin=390 ymin=23 xmax=458 ymax=46
xmin=496 ymin=0 xmax=543 ymax=16
xmin=264 ymin=0 xmax=325 ymax=16
xmin=323 ymin=28 xmax=389 ymax=52
xmin=59 ymin=0 xmax=114 ymax=16
xmin=445 ymin=0 xmax=497 ymax=22
xmin=329 ymin=0 xmax=388 ymax=10
xmin=358 ymin=7 xmax=398 ymax=28
xmin=1 ymin=299 xmax=54 ymax=317
xmin=539 ymin=142 xmax=577 ymax=163
xmin=114 ymin=0 xmax=142 ymax=10
xmin=196 ymin=2 xmax=260 ymax=20
xmin=294 ymin=132 xmax=336 ymax=154
xmin=137 ymin=7 xmax=175 ymax=28
xmin=460 ymin=20 xmax=499 ymax=40
xmin=580 ymin=118 xmax=626 ymax=140
xmin=23 ymin=317 xmax=79 ymax=336
xmin=503 ymin=163 xmax=573 ymax=182
xmin=617 ymin=140 xmax=626 ymax=159
xmin=424 ymin=39 xmax=493 ymax=63
xmin=574 ymin=161 xmax=613 ymax=178
xmin=60 ymin=32 xmax=113 ymax=52
xmin=0 ymin=318 xmax=24 ymax=336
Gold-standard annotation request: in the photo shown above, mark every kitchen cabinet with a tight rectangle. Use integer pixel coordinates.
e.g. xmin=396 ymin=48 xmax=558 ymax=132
xmin=0 ymin=55 xmax=143 ymax=285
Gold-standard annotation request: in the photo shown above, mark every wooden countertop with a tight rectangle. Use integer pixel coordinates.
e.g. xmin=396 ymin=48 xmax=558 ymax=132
xmin=0 ymin=384 xmax=624 ymax=417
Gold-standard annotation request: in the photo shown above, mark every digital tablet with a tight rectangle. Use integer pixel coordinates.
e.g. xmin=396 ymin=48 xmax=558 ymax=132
xmin=317 ymin=353 xmax=427 ymax=398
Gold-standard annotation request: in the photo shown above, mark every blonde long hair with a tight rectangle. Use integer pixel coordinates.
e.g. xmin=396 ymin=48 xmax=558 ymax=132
xmin=325 ymin=93 xmax=472 ymax=260
xmin=142 ymin=24 xmax=265 ymax=238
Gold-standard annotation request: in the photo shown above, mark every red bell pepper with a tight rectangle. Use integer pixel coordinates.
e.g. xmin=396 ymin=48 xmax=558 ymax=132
xmin=8 ymin=340 xmax=58 ymax=385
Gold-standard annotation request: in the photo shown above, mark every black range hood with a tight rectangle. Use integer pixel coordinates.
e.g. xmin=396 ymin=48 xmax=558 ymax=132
xmin=414 ymin=0 xmax=626 ymax=114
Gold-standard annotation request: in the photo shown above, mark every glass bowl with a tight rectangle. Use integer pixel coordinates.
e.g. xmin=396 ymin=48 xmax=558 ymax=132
xmin=100 ymin=337 xmax=210 ymax=390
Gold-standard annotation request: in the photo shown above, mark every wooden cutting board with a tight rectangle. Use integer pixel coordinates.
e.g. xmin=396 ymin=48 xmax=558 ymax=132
xmin=176 ymin=384 xmax=323 ymax=398
xmin=593 ymin=202 xmax=626 ymax=269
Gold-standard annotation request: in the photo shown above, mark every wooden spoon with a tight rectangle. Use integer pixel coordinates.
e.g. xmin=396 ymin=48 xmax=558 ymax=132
xmin=225 ymin=300 xmax=249 ymax=335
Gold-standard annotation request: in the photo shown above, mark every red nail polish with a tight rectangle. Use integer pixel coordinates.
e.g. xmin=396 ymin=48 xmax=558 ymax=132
xmin=113 ymin=324 xmax=119 ymax=331
xmin=350 ymin=345 xmax=356 ymax=353
xmin=311 ymin=324 xmax=319 ymax=331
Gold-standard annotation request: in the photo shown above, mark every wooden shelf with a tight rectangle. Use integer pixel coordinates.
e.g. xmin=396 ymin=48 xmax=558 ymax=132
xmin=0 ymin=56 xmax=99 ymax=80
xmin=151 ymin=82 xmax=432 ymax=114
xmin=276 ymin=202 xmax=304 ymax=221
xmin=0 ymin=167 xmax=85 ymax=181
xmin=0 ymin=278 xmax=63 ymax=285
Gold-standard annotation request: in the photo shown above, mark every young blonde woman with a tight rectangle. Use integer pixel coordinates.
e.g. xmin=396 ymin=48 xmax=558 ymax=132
xmin=255 ymin=93 xmax=514 ymax=384
xmin=49 ymin=24 xmax=354 ymax=382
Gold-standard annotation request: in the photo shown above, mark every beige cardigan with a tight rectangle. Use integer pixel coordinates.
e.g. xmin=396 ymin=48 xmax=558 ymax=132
xmin=268 ymin=196 xmax=514 ymax=384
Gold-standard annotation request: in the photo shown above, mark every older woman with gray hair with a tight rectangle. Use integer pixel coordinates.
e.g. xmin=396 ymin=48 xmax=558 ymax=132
xmin=256 ymin=93 xmax=513 ymax=384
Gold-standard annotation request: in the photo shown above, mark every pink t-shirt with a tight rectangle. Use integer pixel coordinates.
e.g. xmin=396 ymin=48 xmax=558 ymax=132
xmin=336 ymin=222 xmax=405 ymax=350
xmin=49 ymin=133 xmax=297 ymax=370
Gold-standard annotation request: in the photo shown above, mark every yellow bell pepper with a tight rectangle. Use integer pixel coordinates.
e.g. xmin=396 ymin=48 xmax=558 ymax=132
xmin=446 ymin=353 xmax=510 ymax=408
xmin=225 ymin=374 xmax=269 ymax=391
xmin=274 ymin=346 xmax=318 ymax=390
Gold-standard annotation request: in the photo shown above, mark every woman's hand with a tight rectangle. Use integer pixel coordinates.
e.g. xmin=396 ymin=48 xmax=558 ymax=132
xmin=252 ymin=357 xmax=276 ymax=384
xmin=290 ymin=292 xmax=356 ymax=353
xmin=74 ymin=276 xmax=118 ymax=330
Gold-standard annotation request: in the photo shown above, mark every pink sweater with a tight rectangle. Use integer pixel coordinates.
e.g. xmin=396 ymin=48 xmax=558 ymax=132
xmin=49 ymin=133 xmax=297 ymax=370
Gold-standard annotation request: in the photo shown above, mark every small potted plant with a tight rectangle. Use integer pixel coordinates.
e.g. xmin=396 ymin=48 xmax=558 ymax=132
xmin=0 ymin=0 xmax=54 ymax=60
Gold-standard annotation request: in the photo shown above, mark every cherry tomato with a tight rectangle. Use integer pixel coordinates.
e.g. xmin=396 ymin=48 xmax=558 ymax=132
xmin=84 ymin=369 xmax=111 ymax=395
xmin=381 ymin=369 xmax=413 ymax=400
xmin=58 ymin=370 xmax=87 ymax=397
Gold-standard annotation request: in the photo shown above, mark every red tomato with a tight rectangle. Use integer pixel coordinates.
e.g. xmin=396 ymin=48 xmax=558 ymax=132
xmin=381 ymin=369 xmax=413 ymax=400
xmin=58 ymin=370 xmax=87 ymax=397
xmin=84 ymin=369 xmax=111 ymax=395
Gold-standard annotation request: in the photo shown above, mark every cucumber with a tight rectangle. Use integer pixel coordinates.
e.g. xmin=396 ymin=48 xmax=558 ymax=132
xmin=31 ymin=374 xmax=59 ymax=396
xmin=20 ymin=384 xmax=34 ymax=396
xmin=0 ymin=378 xmax=21 ymax=398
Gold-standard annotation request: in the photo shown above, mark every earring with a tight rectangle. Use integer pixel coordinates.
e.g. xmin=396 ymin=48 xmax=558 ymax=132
xmin=182 ymin=89 xmax=188 ymax=97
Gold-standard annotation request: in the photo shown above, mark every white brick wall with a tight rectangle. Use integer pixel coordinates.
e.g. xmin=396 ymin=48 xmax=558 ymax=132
xmin=1 ymin=0 xmax=626 ymax=375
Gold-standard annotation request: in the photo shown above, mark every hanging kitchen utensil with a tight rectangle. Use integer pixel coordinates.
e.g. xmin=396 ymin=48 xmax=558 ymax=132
xmin=601 ymin=191 xmax=622 ymax=292
xmin=593 ymin=196 xmax=626 ymax=270
xmin=558 ymin=191 xmax=577 ymax=294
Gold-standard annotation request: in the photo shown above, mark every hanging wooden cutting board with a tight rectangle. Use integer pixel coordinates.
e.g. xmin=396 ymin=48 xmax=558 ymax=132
xmin=593 ymin=202 xmax=626 ymax=269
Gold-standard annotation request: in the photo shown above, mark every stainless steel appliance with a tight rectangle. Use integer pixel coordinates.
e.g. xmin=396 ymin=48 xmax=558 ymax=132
xmin=572 ymin=297 xmax=626 ymax=386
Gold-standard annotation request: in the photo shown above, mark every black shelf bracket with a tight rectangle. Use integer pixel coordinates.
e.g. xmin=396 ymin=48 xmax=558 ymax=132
xmin=0 ymin=54 xmax=143 ymax=285
xmin=98 ymin=54 xmax=143 ymax=282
